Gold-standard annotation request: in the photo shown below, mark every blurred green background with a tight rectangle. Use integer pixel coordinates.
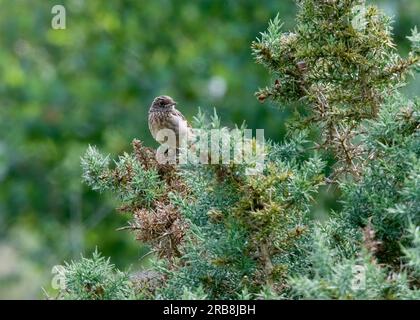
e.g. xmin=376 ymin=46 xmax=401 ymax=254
xmin=0 ymin=0 xmax=418 ymax=299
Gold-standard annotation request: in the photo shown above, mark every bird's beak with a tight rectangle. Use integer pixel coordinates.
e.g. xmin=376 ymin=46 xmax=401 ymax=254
xmin=170 ymin=102 xmax=177 ymax=107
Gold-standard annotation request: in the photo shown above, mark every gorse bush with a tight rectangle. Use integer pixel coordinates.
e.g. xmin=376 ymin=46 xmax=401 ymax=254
xmin=56 ymin=249 xmax=134 ymax=300
xmin=253 ymin=0 xmax=419 ymax=178
xmin=341 ymin=95 xmax=420 ymax=265
xmin=55 ymin=0 xmax=420 ymax=299
xmin=289 ymin=225 xmax=420 ymax=300
xmin=80 ymin=112 xmax=326 ymax=299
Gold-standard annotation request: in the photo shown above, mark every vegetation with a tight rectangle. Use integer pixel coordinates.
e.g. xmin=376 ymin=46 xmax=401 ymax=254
xmin=65 ymin=0 xmax=419 ymax=299
xmin=0 ymin=0 xmax=419 ymax=299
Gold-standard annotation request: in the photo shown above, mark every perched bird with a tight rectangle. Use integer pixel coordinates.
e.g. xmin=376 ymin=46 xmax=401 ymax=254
xmin=148 ymin=95 xmax=194 ymax=151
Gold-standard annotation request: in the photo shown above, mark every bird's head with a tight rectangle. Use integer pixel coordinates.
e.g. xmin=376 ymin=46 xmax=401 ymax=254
xmin=150 ymin=95 xmax=177 ymax=112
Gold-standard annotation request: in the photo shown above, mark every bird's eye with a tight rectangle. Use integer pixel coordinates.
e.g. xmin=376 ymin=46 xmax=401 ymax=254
xmin=159 ymin=101 xmax=165 ymax=107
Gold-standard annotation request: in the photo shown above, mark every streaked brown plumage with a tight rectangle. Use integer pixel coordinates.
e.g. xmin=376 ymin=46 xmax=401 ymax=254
xmin=148 ymin=95 xmax=193 ymax=150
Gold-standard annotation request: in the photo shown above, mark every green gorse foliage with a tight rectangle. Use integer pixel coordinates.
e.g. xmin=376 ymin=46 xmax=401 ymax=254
xmin=253 ymin=0 xmax=420 ymax=177
xmin=57 ymin=249 xmax=134 ymax=300
xmin=289 ymin=226 xmax=420 ymax=300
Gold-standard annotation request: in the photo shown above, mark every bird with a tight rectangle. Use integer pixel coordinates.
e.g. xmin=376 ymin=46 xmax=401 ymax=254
xmin=148 ymin=95 xmax=195 ymax=158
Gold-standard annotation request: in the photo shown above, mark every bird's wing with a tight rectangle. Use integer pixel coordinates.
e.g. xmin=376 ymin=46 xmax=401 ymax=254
xmin=172 ymin=108 xmax=196 ymax=130
xmin=171 ymin=108 xmax=187 ymax=122
xmin=169 ymin=109 xmax=197 ymax=144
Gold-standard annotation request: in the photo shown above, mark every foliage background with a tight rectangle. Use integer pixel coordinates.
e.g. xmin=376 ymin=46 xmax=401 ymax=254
xmin=0 ymin=0 xmax=418 ymax=299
